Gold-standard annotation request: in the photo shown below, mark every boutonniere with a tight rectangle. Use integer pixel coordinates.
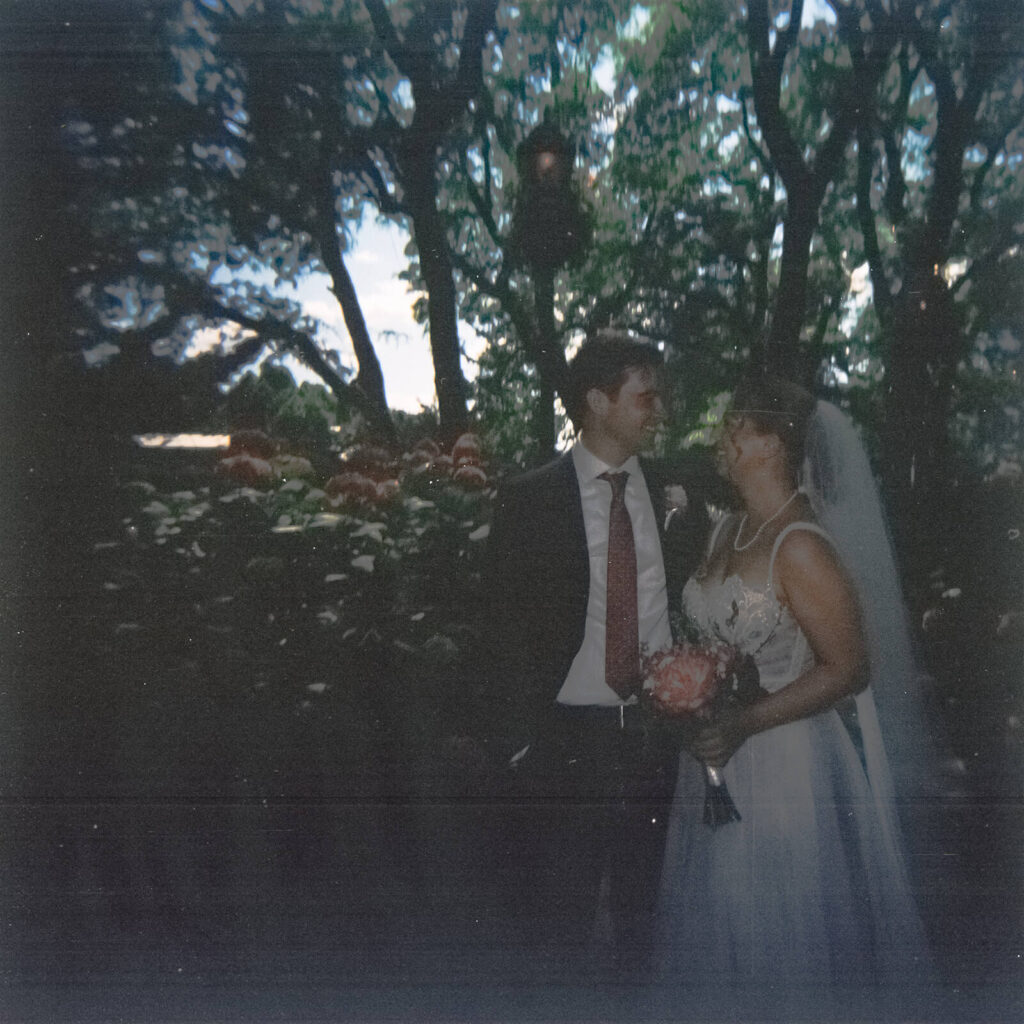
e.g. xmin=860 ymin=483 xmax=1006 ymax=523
xmin=663 ymin=484 xmax=688 ymax=531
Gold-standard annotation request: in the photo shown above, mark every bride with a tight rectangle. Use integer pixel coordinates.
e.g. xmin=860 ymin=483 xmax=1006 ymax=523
xmin=656 ymin=375 xmax=936 ymax=1014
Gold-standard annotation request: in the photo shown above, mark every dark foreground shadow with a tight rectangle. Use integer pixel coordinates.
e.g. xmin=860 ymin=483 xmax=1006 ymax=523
xmin=1 ymin=786 xmax=1022 ymax=1023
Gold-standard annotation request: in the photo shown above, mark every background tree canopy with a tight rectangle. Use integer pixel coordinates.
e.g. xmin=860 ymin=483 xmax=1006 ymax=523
xmin=4 ymin=0 xmax=1022 ymax=526
xmin=0 ymin=3 xmax=1021 ymax=1014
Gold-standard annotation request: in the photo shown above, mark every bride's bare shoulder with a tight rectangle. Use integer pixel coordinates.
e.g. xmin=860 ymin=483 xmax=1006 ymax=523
xmin=773 ymin=523 xmax=845 ymax=580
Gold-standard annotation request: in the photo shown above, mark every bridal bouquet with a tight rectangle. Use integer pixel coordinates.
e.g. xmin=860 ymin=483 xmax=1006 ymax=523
xmin=642 ymin=640 xmax=762 ymax=826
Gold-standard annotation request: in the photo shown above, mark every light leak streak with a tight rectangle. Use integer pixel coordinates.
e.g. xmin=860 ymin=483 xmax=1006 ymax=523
xmin=134 ymin=434 xmax=230 ymax=449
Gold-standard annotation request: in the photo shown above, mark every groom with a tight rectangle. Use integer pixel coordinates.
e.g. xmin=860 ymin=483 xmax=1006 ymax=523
xmin=483 ymin=331 xmax=710 ymax=974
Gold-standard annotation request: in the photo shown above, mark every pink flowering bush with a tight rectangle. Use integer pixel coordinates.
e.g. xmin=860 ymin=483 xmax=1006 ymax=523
xmin=109 ymin=429 xmax=498 ymax=799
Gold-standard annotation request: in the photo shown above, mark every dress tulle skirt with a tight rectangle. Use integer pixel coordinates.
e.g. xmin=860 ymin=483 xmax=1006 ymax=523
xmin=655 ymin=708 xmax=936 ymax=1015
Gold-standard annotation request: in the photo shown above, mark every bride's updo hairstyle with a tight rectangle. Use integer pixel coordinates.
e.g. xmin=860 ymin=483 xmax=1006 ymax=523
xmin=730 ymin=374 xmax=817 ymax=477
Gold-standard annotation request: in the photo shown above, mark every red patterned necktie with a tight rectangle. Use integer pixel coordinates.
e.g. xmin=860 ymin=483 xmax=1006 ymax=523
xmin=599 ymin=471 xmax=639 ymax=699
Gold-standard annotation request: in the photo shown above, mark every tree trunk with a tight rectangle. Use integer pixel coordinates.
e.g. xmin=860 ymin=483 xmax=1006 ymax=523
xmin=762 ymin=204 xmax=816 ymax=379
xmin=363 ymin=0 xmax=497 ymax=446
xmin=747 ymin=0 xmax=889 ymax=379
xmin=403 ymin=152 xmax=470 ymax=444
xmin=881 ymin=265 xmax=960 ymax=573
xmin=873 ymin=14 xmax=983 ymax=573
xmin=327 ymin=255 xmax=397 ymax=446
xmin=880 ymin=147 xmax=966 ymax=570
xmin=311 ymin=90 xmax=396 ymax=445
xmin=313 ymin=183 xmax=396 ymax=445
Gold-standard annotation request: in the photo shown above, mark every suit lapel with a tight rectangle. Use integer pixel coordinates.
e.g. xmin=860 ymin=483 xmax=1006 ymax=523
xmin=553 ymin=452 xmax=589 ymax=593
xmin=640 ymin=457 xmax=687 ymax=623
xmin=639 ymin=457 xmax=667 ymax=542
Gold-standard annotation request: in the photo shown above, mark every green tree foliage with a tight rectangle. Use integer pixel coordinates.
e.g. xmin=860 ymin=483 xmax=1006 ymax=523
xmin=167 ymin=0 xmax=503 ymax=444
xmin=6 ymin=1 xmax=1022 ymax=509
xmin=28 ymin=0 xmax=512 ymax=449
xmin=73 ymin=0 xmax=399 ymax=442
xmin=569 ymin=1 xmax=1023 ymax=530
xmin=439 ymin=0 xmax=630 ymax=461
xmin=222 ymin=367 xmax=345 ymax=458
xmin=589 ymin=2 xmax=771 ymax=423
xmin=848 ymin=0 xmax=1024 ymax=561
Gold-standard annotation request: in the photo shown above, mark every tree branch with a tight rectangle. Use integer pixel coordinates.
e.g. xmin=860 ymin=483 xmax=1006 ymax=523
xmin=449 ymin=248 xmax=555 ymax=394
xmin=738 ymin=86 xmax=774 ymax=172
xmin=348 ymin=152 xmax=407 ymax=217
xmin=475 ymin=84 xmax=517 ymax=155
xmin=363 ymin=0 xmax=408 ymax=76
xmin=458 ymin=151 xmax=502 ymax=246
xmin=777 ymin=0 xmax=805 ymax=64
xmin=585 ymin=208 xmax=663 ymax=334
xmin=855 ymin=121 xmax=893 ymax=327
xmin=113 ymin=265 xmax=379 ymax=415
xmin=448 ymin=0 xmax=499 ymax=121
xmin=970 ymin=107 xmax=1024 ymax=210
xmin=449 ymin=250 xmax=530 ymax=339
xmin=745 ymin=0 xmax=812 ymax=194
xmin=314 ymin=92 xmax=396 ymax=442
xmin=952 ymin=217 xmax=1023 ymax=299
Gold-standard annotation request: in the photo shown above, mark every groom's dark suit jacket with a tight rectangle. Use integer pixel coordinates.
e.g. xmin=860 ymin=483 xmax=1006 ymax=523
xmin=483 ymin=451 xmax=714 ymax=756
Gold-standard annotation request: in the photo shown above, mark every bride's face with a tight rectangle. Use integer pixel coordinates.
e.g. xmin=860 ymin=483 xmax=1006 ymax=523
xmin=718 ymin=413 xmax=770 ymax=482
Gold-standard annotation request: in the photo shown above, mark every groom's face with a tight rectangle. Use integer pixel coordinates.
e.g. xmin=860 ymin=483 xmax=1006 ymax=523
xmin=600 ymin=365 xmax=665 ymax=454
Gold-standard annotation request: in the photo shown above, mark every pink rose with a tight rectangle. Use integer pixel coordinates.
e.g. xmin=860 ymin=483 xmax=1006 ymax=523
xmin=452 ymin=432 xmax=482 ymax=463
xmin=453 ymin=464 xmax=488 ymax=489
xmin=644 ymin=643 xmax=732 ymax=715
xmin=216 ymin=453 xmax=274 ymax=488
xmin=325 ymin=472 xmax=379 ymax=505
xmin=374 ymin=479 xmax=402 ymax=504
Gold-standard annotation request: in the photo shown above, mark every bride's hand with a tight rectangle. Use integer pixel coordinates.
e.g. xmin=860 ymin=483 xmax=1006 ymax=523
xmin=691 ymin=707 xmax=751 ymax=768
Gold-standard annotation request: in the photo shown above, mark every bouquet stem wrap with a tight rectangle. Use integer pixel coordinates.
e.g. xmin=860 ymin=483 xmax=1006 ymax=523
xmin=702 ymin=765 xmax=742 ymax=826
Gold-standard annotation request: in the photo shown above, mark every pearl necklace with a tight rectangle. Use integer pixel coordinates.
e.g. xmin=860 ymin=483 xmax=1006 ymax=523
xmin=733 ymin=489 xmax=800 ymax=552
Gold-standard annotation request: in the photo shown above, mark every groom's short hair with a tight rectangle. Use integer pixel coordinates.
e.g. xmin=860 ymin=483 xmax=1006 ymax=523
xmin=564 ymin=329 xmax=663 ymax=429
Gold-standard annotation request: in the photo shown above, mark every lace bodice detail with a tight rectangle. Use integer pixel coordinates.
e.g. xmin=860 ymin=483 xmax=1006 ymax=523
xmin=681 ymin=518 xmax=829 ymax=689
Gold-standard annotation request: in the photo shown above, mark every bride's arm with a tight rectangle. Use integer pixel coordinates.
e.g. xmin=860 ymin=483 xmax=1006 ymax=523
xmin=693 ymin=531 xmax=869 ymax=768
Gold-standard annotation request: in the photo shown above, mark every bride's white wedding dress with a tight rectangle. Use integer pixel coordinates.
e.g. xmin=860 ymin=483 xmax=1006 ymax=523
xmin=656 ymin=517 xmax=934 ymax=1004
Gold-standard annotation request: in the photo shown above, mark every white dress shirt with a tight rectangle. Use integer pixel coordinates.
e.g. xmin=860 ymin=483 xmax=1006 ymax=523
xmin=556 ymin=442 xmax=673 ymax=705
